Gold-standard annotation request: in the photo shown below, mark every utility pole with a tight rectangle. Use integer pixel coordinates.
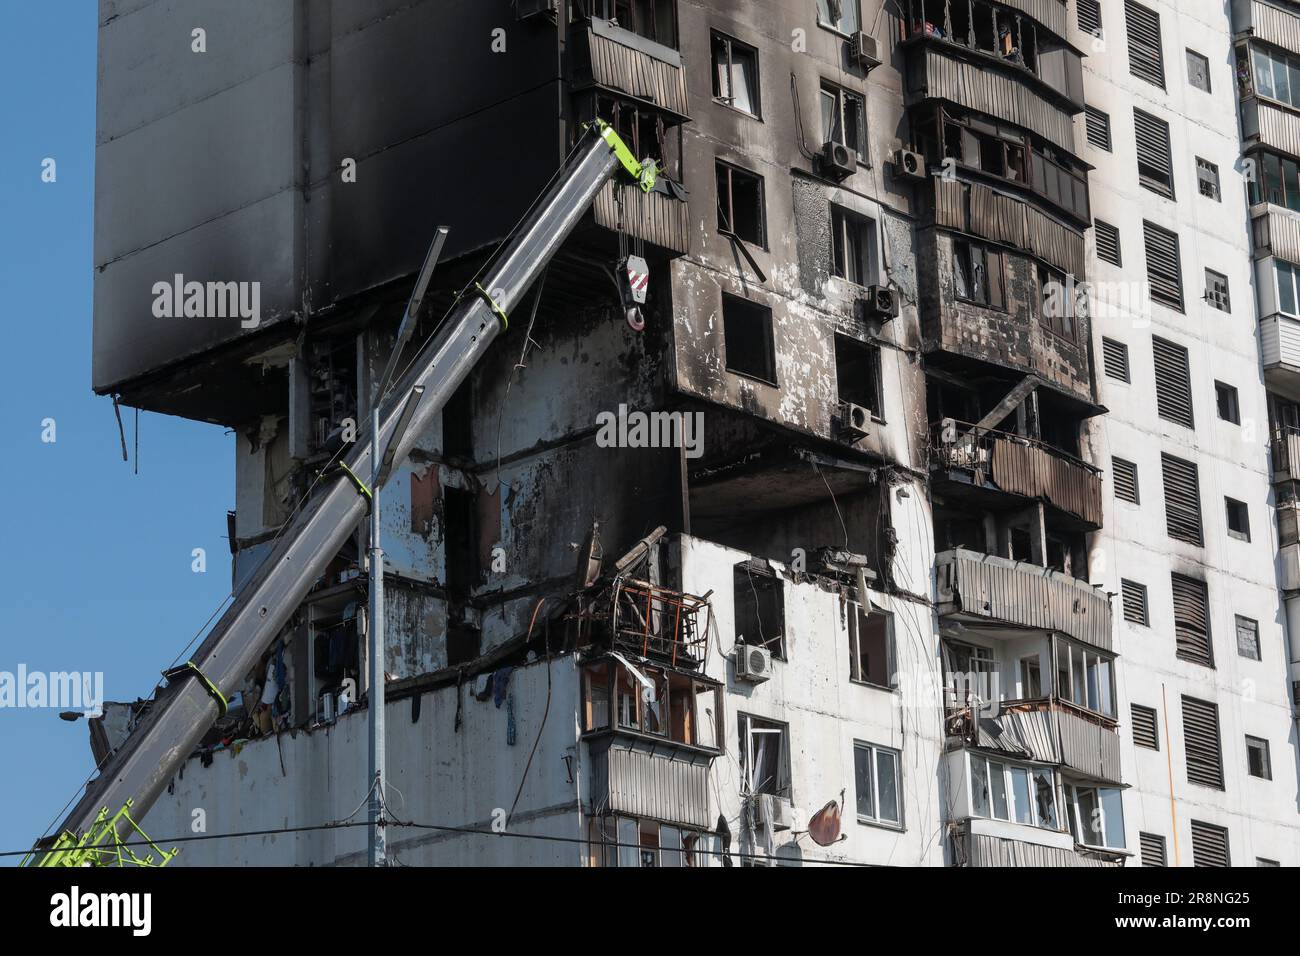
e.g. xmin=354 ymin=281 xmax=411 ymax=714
xmin=367 ymin=227 xmax=448 ymax=867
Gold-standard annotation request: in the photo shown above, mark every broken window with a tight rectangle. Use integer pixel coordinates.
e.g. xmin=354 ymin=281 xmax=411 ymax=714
xmin=853 ymin=741 xmax=902 ymax=827
xmin=721 ymin=294 xmax=777 ymax=384
xmin=1225 ymin=496 xmax=1250 ymax=540
xmin=583 ymin=663 xmax=611 ymax=731
xmin=1135 ymin=110 xmax=1175 ymax=199
xmin=944 ymin=639 xmax=996 ymax=710
xmin=579 ymin=0 xmax=678 ymax=47
xmin=1215 ymin=381 xmax=1240 ymax=423
xmin=834 ymin=334 xmax=883 ymax=420
xmin=1054 ymin=636 xmax=1116 ymax=718
xmin=816 ymin=0 xmax=860 ymax=35
xmin=1236 ymin=614 xmax=1261 ymax=660
xmin=712 ymin=31 xmax=760 ymax=116
xmin=738 ymin=713 xmax=791 ymax=797
xmin=1065 ymin=783 xmax=1126 ymax=849
xmin=594 ymin=94 xmax=670 ymax=172
xmin=830 ymin=206 xmax=876 ymax=286
xmin=848 ymin=603 xmax=894 ymax=688
xmin=733 ymin=560 xmax=784 ymax=658
xmin=1019 ymin=654 xmax=1042 ymax=697
xmin=306 ymin=336 xmax=359 ymax=456
xmin=970 ymin=754 xmax=1058 ymax=830
xmin=1246 ymin=735 xmax=1272 ymax=779
xmin=1038 ymin=264 xmax=1080 ymax=343
xmin=442 ymin=377 xmax=473 ymax=460
xmin=952 ymin=238 xmax=1004 ymax=309
xmin=581 ymin=659 xmax=722 ymax=748
xmin=716 ymin=161 xmax=766 ymax=247
xmin=820 ymin=82 xmax=867 ymax=156
xmin=587 ymin=815 xmax=714 ymax=867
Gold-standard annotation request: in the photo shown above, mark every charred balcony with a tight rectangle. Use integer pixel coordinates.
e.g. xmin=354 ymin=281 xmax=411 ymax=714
xmin=931 ymin=420 xmax=1102 ymax=529
xmin=935 ymin=548 xmax=1112 ymax=650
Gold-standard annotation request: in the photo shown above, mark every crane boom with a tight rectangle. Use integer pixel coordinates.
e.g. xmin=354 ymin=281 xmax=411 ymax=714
xmin=29 ymin=121 xmax=649 ymax=865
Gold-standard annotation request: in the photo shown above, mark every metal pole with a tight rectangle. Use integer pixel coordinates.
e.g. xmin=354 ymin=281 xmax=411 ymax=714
xmin=368 ymin=396 xmax=387 ymax=867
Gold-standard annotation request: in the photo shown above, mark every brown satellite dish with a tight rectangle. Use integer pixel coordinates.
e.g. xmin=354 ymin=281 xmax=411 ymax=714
xmin=807 ymin=797 xmax=843 ymax=847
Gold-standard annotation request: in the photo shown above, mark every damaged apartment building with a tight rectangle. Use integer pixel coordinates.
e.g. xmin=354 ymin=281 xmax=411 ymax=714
xmin=85 ymin=0 xmax=1297 ymax=866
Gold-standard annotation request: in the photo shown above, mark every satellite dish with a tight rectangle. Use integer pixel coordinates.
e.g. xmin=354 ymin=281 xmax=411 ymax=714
xmin=807 ymin=797 xmax=843 ymax=847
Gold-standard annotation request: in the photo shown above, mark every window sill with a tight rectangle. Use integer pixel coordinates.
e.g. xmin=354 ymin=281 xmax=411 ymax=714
xmin=850 ymin=678 xmax=899 ymax=694
xmin=726 ymin=367 xmax=779 ymax=389
xmin=711 ymin=97 xmax=762 ymax=122
xmin=856 ymin=815 xmax=904 ymax=832
xmin=1228 ymin=530 xmax=1251 ymax=542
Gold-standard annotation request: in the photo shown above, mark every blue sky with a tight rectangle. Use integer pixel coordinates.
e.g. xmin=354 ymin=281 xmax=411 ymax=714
xmin=0 ymin=4 xmax=233 ymax=862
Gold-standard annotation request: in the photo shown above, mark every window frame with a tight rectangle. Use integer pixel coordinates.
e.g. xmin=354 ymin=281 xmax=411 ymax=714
xmin=1235 ymin=614 xmax=1261 ymax=661
xmin=1245 ymin=735 xmax=1272 ymax=780
xmin=710 ymin=30 xmax=761 ymax=118
xmin=816 ymin=0 xmax=862 ymax=37
xmin=720 ymin=292 xmax=777 ymax=386
xmin=968 ymin=752 xmax=1060 ymax=831
xmin=830 ymin=205 xmax=877 ymax=286
xmin=847 ymin=602 xmax=897 ymax=690
xmin=853 ymin=740 xmax=904 ymax=829
xmin=738 ymin=712 xmax=792 ymax=799
xmin=1225 ymin=496 xmax=1251 ymax=541
xmin=1054 ymin=635 xmax=1117 ymax=719
xmin=1064 ymin=782 xmax=1127 ymax=850
xmin=715 ymin=160 xmax=768 ymax=249
xmin=1215 ymin=381 xmax=1240 ymax=424
xmin=952 ymin=237 xmax=1006 ymax=311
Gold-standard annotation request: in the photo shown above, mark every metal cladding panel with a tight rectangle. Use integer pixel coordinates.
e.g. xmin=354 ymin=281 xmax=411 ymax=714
xmin=1056 ymin=708 xmax=1122 ymax=783
xmin=593 ymin=181 xmax=691 ymax=254
xmin=591 ymin=739 xmax=711 ymax=829
xmin=912 ymin=47 xmax=1078 ymax=156
xmin=964 ymin=832 xmax=1119 ymax=866
xmin=585 ymin=22 xmax=689 ymax=117
xmin=933 ymin=180 xmax=1086 ymax=278
xmin=977 ymin=708 xmax=1060 ymax=763
xmin=990 ymin=436 xmax=1103 ymax=525
xmin=1255 ymin=99 xmax=1300 ymax=156
xmin=999 ymin=0 xmax=1069 ymax=38
xmin=1276 ymin=428 xmax=1300 ymax=481
xmin=1256 ymin=206 xmax=1300 ymax=263
xmin=1249 ymin=0 xmax=1300 ymax=51
xmin=939 ymin=548 xmax=1112 ymax=649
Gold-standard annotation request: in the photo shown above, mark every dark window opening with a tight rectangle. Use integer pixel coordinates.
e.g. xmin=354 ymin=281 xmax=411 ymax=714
xmin=1038 ymin=263 xmax=1081 ymax=343
xmin=721 ymin=294 xmax=776 ymax=384
xmin=1226 ymin=497 xmax=1250 ymax=540
xmin=820 ymin=82 xmax=867 ymax=155
xmin=835 ymin=334 xmax=883 ymax=419
xmin=849 ymin=605 xmax=894 ymax=688
xmin=443 ymin=377 xmax=473 ymax=460
xmin=831 ymin=206 xmax=876 ymax=286
xmin=446 ymin=624 xmax=481 ymax=666
xmin=578 ymin=0 xmax=678 ymax=48
xmin=739 ymin=713 xmax=791 ymax=797
xmin=953 ymin=238 xmax=1005 ymax=310
xmin=1215 ymin=381 xmax=1240 ymax=424
xmin=716 ymin=161 xmax=766 ymax=247
xmin=734 ymin=561 xmax=785 ymax=658
xmin=1246 ymin=735 xmax=1272 ymax=779
xmin=444 ymin=487 xmax=478 ymax=602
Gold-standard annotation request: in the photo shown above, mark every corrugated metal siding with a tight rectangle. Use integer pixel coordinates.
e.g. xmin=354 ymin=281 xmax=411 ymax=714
xmin=1255 ymin=207 xmax=1300 ymax=263
xmin=1249 ymin=0 xmax=1300 ymax=51
xmin=589 ymin=739 xmax=712 ymax=829
xmin=937 ymin=548 xmax=1113 ymax=649
xmin=1056 ymin=708 xmax=1122 ymax=783
xmin=932 ymin=180 xmax=1086 ymax=277
xmin=1260 ymin=314 xmax=1300 ymax=370
xmin=912 ymin=48 xmax=1078 ymax=155
xmin=1254 ymin=99 xmax=1300 ymax=156
xmin=989 ymin=435 xmax=1103 ymax=525
xmin=593 ymin=181 xmax=690 ymax=253
xmin=1000 ymin=0 xmax=1069 ymax=38
xmin=977 ymin=708 xmax=1061 ymax=763
xmin=585 ymin=26 xmax=690 ymax=117
xmin=963 ymin=832 xmax=1121 ymax=866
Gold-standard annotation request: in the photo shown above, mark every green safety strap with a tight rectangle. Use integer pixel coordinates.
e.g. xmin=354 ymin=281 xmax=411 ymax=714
xmin=475 ymin=283 xmax=510 ymax=330
xmin=590 ymin=119 xmax=659 ymax=193
xmin=162 ymin=661 xmax=229 ymax=718
xmin=336 ymin=461 xmax=373 ymax=504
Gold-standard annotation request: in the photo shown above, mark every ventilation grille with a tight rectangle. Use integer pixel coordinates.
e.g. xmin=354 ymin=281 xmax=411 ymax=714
xmin=1078 ymin=0 xmax=1102 ymax=36
xmin=1190 ymin=819 xmax=1230 ymax=867
xmin=1139 ymin=831 xmax=1167 ymax=867
xmin=1113 ymin=457 xmax=1139 ymax=504
xmin=1121 ymin=578 xmax=1148 ymax=625
xmin=1153 ymin=337 xmax=1193 ymax=427
xmin=1135 ymin=110 xmax=1174 ymax=198
xmin=1126 ymin=0 xmax=1166 ymax=88
xmin=1085 ymin=106 xmax=1112 ymax=151
xmin=1131 ymin=704 xmax=1159 ymax=749
xmin=1095 ymin=220 xmax=1121 ymax=266
xmin=1182 ymin=696 xmax=1224 ymax=790
xmin=1172 ymin=573 xmax=1213 ymax=666
xmin=1102 ymin=337 xmax=1130 ymax=382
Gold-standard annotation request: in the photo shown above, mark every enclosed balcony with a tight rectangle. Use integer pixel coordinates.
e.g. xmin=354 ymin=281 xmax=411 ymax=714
xmin=935 ymin=548 xmax=1112 ymax=649
xmin=932 ymin=420 xmax=1102 ymax=527
xmin=951 ymin=820 xmax=1121 ymax=867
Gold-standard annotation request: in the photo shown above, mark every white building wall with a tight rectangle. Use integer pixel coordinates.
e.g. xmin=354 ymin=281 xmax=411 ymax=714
xmin=1083 ymin=0 xmax=1300 ymax=864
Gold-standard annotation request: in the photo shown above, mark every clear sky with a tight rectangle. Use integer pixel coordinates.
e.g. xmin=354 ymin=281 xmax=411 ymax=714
xmin=0 ymin=4 xmax=234 ymax=862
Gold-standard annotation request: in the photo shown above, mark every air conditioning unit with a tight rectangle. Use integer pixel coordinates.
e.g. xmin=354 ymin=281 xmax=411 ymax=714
xmin=821 ymin=140 xmax=857 ymax=179
xmin=757 ymin=793 xmax=794 ymax=832
xmin=890 ymin=148 xmax=928 ymax=182
xmin=735 ymin=644 xmax=773 ymax=683
xmin=838 ymin=401 xmax=873 ymax=440
xmin=850 ymin=31 xmax=881 ymax=70
xmin=861 ymin=284 xmax=899 ymax=320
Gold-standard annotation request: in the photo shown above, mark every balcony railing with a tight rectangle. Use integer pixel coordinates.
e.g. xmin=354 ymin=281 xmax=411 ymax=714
xmin=952 ymin=820 xmax=1122 ymax=867
xmin=571 ymin=18 xmax=689 ymax=118
xmin=945 ymin=698 xmax=1120 ymax=784
xmin=935 ymin=548 xmax=1112 ymax=649
xmin=933 ymin=420 xmax=1102 ymax=526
